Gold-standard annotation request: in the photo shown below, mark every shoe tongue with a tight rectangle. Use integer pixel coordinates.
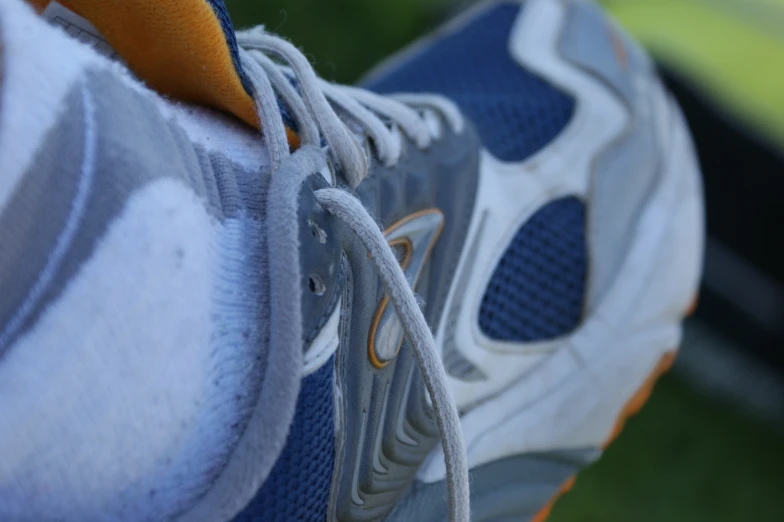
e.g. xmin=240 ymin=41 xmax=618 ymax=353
xmin=29 ymin=0 xmax=262 ymax=130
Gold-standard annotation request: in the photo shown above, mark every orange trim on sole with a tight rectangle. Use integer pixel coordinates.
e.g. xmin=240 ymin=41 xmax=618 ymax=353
xmin=685 ymin=294 xmax=699 ymax=317
xmin=603 ymin=350 xmax=676 ymax=449
xmin=530 ymin=290 xmax=699 ymax=521
xmin=530 ymin=345 xmax=681 ymax=522
xmin=531 ymin=476 xmax=576 ymax=522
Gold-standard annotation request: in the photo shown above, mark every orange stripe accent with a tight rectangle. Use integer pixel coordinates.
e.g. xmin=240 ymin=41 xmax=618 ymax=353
xmin=608 ymin=24 xmax=628 ymax=69
xmin=367 ymin=209 xmax=444 ymax=369
xmin=368 ymin=208 xmax=444 ymax=369
xmin=368 ymin=238 xmax=413 ymax=369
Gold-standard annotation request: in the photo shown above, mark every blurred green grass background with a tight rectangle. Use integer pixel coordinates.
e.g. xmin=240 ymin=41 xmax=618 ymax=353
xmin=229 ymin=0 xmax=455 ymax=83
xmin=227 ymin=1 xmax=784 ymax=520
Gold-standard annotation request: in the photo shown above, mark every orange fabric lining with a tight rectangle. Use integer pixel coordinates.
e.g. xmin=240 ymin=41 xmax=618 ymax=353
xmin=36 ymin=0 xmax=258 ymax=128
xmin=26 ymin=0 xmax=301 ymax=147
xmin=27 ymin=0 xmax=49 ymax=11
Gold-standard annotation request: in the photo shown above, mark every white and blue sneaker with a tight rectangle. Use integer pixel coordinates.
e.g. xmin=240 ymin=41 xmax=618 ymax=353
xmin=0 ymin=1 xmax=703 ymax=521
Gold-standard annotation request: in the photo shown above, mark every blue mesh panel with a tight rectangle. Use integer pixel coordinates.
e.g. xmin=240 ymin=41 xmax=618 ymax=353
xmin=479 ymin=197 xmax=587 ymax=341
xmin=364 ymin=3 xmax=574 ymax=162
xmin=232 ymin=357 xmax=335 ymax=522
xmin=206 ymin=0 xmax=253 ymax=94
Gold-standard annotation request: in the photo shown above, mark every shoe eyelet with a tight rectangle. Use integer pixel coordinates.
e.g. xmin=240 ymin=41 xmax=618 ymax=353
xmin=308 ymin=274 xmax=326 ymax=296
xmin=308 ymin=219 xmax=328 ymax=244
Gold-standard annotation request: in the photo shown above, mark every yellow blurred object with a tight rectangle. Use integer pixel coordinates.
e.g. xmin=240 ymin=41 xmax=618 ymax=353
xmin=604 ymin=0 xmax=784 ymax=146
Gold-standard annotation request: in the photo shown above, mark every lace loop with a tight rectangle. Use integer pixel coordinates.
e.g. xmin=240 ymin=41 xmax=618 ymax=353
xmin=337 ymin=85 xmax=433 ymax=150
xmin=236 ymin=28 xmax=464 ymax=186
xmin=316 ymin=80 xmax=402 ymax=167
xmin=237 ymin=29 xmax=471 ymax=521
xmin=238 ymin=48 xmax=290 ymax=172
xmin=248 ymin=51 xmax=321 ymax=147
xmin=390 ymin=93 xmax=465 ymax=135
xmin=238 ymin=29 xmax=368 ymax=185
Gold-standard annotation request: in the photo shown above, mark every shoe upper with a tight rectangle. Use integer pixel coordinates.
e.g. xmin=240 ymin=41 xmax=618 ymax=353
xmin=0 ymin=1 xmax=700 ymax=522
xmin=237 ymin=0 xmax=685 ymax=520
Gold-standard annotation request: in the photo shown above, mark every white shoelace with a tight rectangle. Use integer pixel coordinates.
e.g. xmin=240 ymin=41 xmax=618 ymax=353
xmin=236 ymin=28 xmax=470 ymax=522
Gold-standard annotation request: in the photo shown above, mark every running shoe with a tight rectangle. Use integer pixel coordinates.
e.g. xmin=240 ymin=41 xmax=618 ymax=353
xmin=0 ymin=1 xmax=703 ymax=521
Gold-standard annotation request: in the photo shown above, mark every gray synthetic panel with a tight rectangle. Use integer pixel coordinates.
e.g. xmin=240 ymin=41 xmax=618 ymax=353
xmin=387 ymin=450 xmax=598 ymax=522
xmin=559 ymin=0 xmax=664 ymax=307
xmin=560 ymin=0 xmax=652 ymax=107
xmin=329 ymin=123 xmax=481 ymax=521
xmin=442 ymin=211 xmax=488 ymax=382
xmin=299 ymin=174 xmax=347 ymax=346
xmin=0 ymin=84 xmax=85 ymax=354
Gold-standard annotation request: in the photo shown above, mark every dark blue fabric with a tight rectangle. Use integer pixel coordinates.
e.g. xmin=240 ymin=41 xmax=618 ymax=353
xmin=232 ymin=357 xmax=335 ymax=522
xmin=206 ymin=0 xmax=298 ymax=128
xmin=206 ymin=0 xmax=253 ymax=95
xmin=364 ymin=3 xmax=574 ymax=162
xmin=479 ymin=197 xmax=587 ymax=342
